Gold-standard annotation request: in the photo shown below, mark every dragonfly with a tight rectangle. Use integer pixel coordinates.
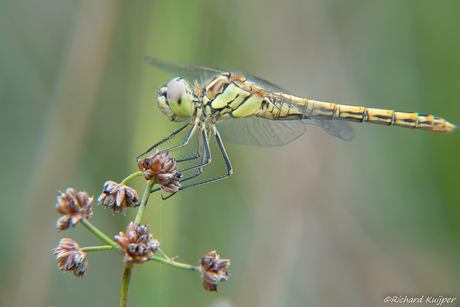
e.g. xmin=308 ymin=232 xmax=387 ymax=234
xmin=139 ymin=57 xmax=457 ymax=194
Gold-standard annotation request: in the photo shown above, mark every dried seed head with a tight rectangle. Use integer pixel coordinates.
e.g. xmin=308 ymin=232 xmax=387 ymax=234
xmin=97 ymin=181 xmax=139 ymax=214
xmin=52 ymin=238 xmax=87 ymax=278
xmin=137 ymin=150 xmax=182 ymax=193
xmin=56 ymin=188 xmax=93 ymax=231
xmin=199 ymin=251 xmax=231 ymax=292
xmin=114 ymin=222 xmax=160 ymax=264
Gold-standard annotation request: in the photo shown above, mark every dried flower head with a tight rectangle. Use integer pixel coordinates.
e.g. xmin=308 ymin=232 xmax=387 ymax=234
xmin=52 ymin=238 xmax=87 ymax=278
xmin=56 ymin=188 xmax=93 ymax=231
xmin=114 ymin=222 xmax=160 ymax=264
xmin=97 ymin=181 xmax=139 ymax=214
xmin=200 ymin=251 xmax=231 ymax=292
xmin=137 ymin=150 xmax=182 ymax=193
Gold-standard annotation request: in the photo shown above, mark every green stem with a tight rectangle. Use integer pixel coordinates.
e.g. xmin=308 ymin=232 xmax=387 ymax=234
xmin=121 ymin=171 xmax=143 ymax=185
xmin=149 ymin=256 xmax=199 ymax=272
xmin=80 ymin=245 xmax=113 ymax=252
xmin=134 ymin=180 xmax=156 ymax=224
xmin=157 ymin=247 xmax=170 ymax=260
xmin=120 ymin=263 xmax=133 ymax=307
xmin=119 ymin=180 xmax=155 ymax=306
xmin=80 ymin=218 xmax=119 ymax=251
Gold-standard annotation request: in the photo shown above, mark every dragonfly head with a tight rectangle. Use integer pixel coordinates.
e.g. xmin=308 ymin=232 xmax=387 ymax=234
xmin=157 ymin=77 xmax=194 ymax=122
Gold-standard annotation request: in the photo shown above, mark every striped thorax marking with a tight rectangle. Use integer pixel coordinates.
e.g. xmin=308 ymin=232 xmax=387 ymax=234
xmin=202 ymin=74 xmax=263 ymax=120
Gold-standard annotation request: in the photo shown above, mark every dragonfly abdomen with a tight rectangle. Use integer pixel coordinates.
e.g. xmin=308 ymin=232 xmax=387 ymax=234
xmin=306 ymin=99 xmax=457 ymax=133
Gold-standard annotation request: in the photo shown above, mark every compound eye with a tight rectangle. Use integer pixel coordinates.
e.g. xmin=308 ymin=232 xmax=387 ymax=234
xmin=165 ymin=78 xmax=192 ymax=118
xmin=166 ymin=77 xmax=181 ymax=88
xmin=166 ymin=79 xmax=186 ymax=105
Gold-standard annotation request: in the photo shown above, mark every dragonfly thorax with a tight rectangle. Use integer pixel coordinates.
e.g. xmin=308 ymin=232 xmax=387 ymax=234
xmin=157 ymin=77 xmax=195 ymax=122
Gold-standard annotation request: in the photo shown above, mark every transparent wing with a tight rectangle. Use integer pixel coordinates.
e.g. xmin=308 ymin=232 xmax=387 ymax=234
xmin=145 ymin=57 xmax=288 ymax=92
xmin=216 ymin=116 xmax=306 ymax=147
xmin=273 ymin=92 xmax=356 ymax=141
xmin=238 ymin=74 xmax=289 ymax=93
xmin=308 ymin=117 xmax=355 ymax=140
xmin=216 ymin=115 xmax=355 ymax=147
xmin=145 ymin=57 xmax=223 ymax=82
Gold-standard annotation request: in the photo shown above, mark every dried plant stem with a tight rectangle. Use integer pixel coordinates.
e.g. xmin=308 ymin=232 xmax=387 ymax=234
xmin=121 ymin=171 xmax=143 ymax=185
xmin=80 ymin=245 xmax=113 ymax=252
xmin=134 ymin=179 xmax=156 ymax=224
xmin=80 ymin=218 xmax=119 ymax=251
xmin=120 ymin=263 xmax=133 ymax=307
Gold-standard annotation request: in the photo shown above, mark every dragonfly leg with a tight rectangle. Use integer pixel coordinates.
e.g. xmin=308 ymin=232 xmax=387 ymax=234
xmin=150 ymin=163 xmax=207 ymax=194
xmin=136 ymin=122 xmax=190 ymax=160
xmin=151 ymin=162 xmax=207 ymax=195
xmin=150 ymin=127 xmax=211 ymax=195
xmin=177 ymin=127 xmax=212 ymax=173
xmin=151 ymin=156 xmax=207 ymax=194
xmin=176 ymin=142 xmax=201 ymax=163
xmin=156 ymin=156 xmax=207 ymax=200
xmin=150 ymin=164 xmax=207 ymax=195
xmin=175 ymin=124 xmax=204 ymax=163
xmin=174 ymin=125 xmax=233 ymax=191
xmin=154 ymin=117 xmax=200 ymax=157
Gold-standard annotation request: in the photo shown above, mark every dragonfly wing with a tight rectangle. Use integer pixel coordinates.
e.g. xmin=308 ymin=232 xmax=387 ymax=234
xmin=217 ymin=115 xmax=355 ymax=146
xmin=145 ymin=57 xmax=223 ymax=82
xmin=306 ymin=117 xmax=356 ymax=140
xmin=146 ymin=57 xmax=289 ymax=92
xmin=216 ymin=116 xmax=306 ymax=147
xmin=241 ymin=74 xmax=289 ymax=93
xmin=273 ymin=93 xmax=356 ymax=141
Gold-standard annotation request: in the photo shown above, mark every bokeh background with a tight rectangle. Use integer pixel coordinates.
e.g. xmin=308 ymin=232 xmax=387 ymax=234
xmin=1 ymin=0 xmax=459 ymax=306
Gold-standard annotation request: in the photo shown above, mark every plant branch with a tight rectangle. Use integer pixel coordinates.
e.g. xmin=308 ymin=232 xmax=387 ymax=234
xmin=80 ymin=218 xmax=119 ymax=251
xmin=157 ymin=247 xmax=170 ymax=260
xmin=120 ymin=263 xmax=133 ymax=307
xmin=149 ymin=256 xmax=199 ymax=272
xmin=121 ymin=171 xmax=143 ymax=185
xmin=80 ymin=245 xmax=113 ymax=252
xmin=134 ymin=179 xmax=156 ymax=224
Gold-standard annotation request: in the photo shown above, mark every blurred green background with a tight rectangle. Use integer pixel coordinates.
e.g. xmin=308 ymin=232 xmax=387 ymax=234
xmin=1 ymin=0 xmax=459 ymax=306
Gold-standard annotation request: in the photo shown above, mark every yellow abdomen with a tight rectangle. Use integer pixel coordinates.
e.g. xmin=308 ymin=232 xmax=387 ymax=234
xmin=271 ymin=92 xmax=457 ymax=133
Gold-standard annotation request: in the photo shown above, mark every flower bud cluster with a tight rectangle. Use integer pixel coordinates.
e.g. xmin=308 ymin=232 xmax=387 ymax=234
xmin=137 ymin=150 xmax=182 ymax=193
xmin=55 ymin=188 xmax=93 ymax=231
xmin=98 ymin=181 xmax=139 ymax=214
xmin=200 ymin=251 xmax=231 ymax=292
xmin=53 ymin=238 xmax=87 ymax=278
xmin=114 ymin=222 xmax=160 ymax=264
